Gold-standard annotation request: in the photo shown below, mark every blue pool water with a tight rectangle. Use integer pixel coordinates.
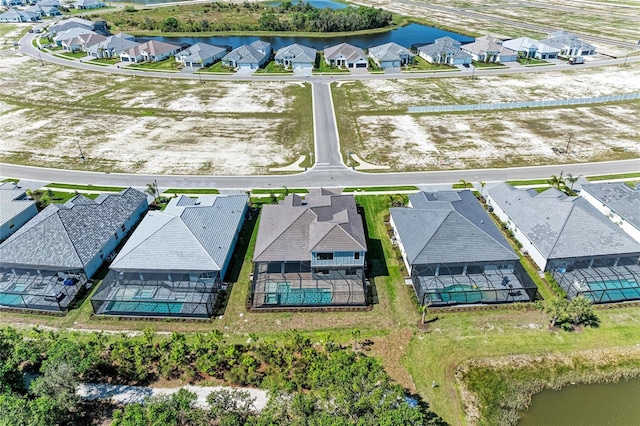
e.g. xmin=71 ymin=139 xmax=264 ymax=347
xmin=106 ymin=301 xmax=184 ymax=314
xmin=264 ymin=283 xmax=332 ymax=306
xmin=585 ymin=279 xmax=640 ymax=302
xmin=0 ymin=293 xmax=24 ymax=306
xmin=431 ymin=284 xmax=483 ymax=304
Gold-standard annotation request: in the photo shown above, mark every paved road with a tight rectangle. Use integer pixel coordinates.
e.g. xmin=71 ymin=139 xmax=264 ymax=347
xmin=312 ymin=82 xmax=344 ymax=169
xmin=2 ymin=160 xmax=638 ymax=189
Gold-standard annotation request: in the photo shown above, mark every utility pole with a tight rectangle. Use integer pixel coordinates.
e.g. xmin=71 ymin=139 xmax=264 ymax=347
xmin=76 ymin=140 xmax=85 ymax=161
xmin=565 ymin=134 xmax=572 ymax=154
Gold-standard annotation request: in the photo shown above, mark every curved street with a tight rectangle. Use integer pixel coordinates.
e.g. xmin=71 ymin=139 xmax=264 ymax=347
xmin=2 ymin=24 xmax=639 ymax=188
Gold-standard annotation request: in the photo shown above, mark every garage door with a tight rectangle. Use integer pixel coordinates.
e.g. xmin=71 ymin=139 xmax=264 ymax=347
xmin=356 ymin=63 xmax=367 ymax=68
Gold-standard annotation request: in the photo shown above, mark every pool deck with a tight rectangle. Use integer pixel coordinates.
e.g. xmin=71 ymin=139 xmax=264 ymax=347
xmin=0 ymin=270 xmax=83 ymax=311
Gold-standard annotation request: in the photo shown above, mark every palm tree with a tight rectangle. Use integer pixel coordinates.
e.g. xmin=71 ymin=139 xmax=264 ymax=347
xmin=566 ymin=173 xmax=579 ymax=191
xmin=351 ymin=328 xmax=361 ymax=351
xmin=480 ymin=181 xmax=486 ymax=195
xmin=145 ymin=181 xmax=159 ymax=202
xmin=545 ymin=298 xmax=569 ymax=329
xmin=548 ymin=175 xmax=562 ymax=189
xmin=569 ymin=295 xmax=593 ymax=325
xmin=419 ymin=301 xmax=432 ymax=325
xmin=458 ymin=179 xmax=471 ymax=189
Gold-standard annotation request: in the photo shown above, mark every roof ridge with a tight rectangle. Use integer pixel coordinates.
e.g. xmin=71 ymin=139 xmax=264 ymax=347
xmin=449 ymin=209 xmax=515 ymax=256
xmin=180 ymin=211 xmax=220 ymax=269
xmin=114 ymin=212 xmax=175 ymax=264
xmin=411 ymin=209 xmax=449 ymax=264
xmin=51 ymin=208 xmax=84 ymax=266
xmin=545 ymin=199 xmax=576 ymax=258
xmin=254 ymin=207 xmax=311 ymax=260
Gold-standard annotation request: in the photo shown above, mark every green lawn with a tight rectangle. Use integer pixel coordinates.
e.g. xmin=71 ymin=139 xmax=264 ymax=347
xmin=251 ymin=188 xmax=308 ymax=195
xmin=404 ymin=56 xmax=458 ymax=72
xmin=588 ymin=172 xmax=640 ymax=181
xmin=255 ymin=61 xmax=293 ymax=74
xmin=45 ymin=183 xmax=126 ymax=192
xmin=343 ymin=185 xmax=418 ymax=192
xmin=516 ymin=57 xmax=550 ymax=66
xmin=506 ymin=178 xmax=551 ymax=186
xmin=54 ymin=51 xmax=87 ymax=59
xmin=163 ymin=188 xmax=220 ymax=194
xmin=90 ymin=57 xmax=120 ymax=65
xmin=198 ymin=61 xmax=235 ymax=74
xmin=126 ymin=58 xmax=181 ymax=71
xmin=315 ymin=53 xmax=351 ymax=74
xmin=472 ymin=60 xmax=507 ymax=68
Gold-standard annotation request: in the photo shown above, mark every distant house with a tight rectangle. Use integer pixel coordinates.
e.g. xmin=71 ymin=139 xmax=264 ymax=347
xmin=1 ymin=0 xmax=23 ymax=7
xmin=222 ymin=40 xmax=271 ymax=69
xmin=0 ymin=182 xmax=38 ymax=242
xmin=502 ymin=37 xmax=560 ymax=60
xmin=539 ymin=30 xmax=595 ymax=57
xmin=416 ymin=36 xmax=472 ymax=65
xmin=92 ymin=194 xmax=248 ymax=318
xmin=390 ymin=190 xmax=535 ymax=306
xmin=251 ymin=189 xmax=368 ymax=309
xmin=461 ymin=35 xmax=518 ymax=63
xmin=120 ymin=40 xmax=182 ymax=63
xmin=61 ymin=32 xmax=105 ymax=53
xmin=581 ymin=183 xmax=640 ymax=244
xmin=175 ymin=42 xmax=227 ymax=68
xmin=85 ymin=33 xmax=138 ymax=59
xmin=0 ymin=188 xmax=148 ymax=312
xmin=47 ymin=17 xmax=94 ymax=36
xmin=486 ymin=183 xmax=640 ymax=303
xmin=74 ymin=0 xmax=105 ymax=9
xmin=0 ymin=8 xmax=39 ymax=22
xmin=26 ymin=3 xmax=60 ymax=18
xmin=324 ymin=42 xmax=368 ymax=69
xmin=53 ymin=27 xmax=97 ymax=47
xmin=368 ymin=42 xmax=414 ymax=69
xmin=274 ymin=43 xmax=316 ymax=70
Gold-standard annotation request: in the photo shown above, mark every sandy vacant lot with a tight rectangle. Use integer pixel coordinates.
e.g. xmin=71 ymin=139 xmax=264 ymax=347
xmin=334 ymin=63 xmax=640 ymax=170
xmin=0 ymin=54 xmax=312 ymax=175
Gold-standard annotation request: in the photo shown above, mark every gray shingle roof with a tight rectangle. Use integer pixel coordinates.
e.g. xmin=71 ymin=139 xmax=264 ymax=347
xmin=417 ymin=36 xmax=471 ymax=60
xmin=581 ymin=183 xmax=640 ymax=231
xmin=223 ymin=43 xmax=265 ymax=64
xmin=541 ymin=30 xmax=595 ymax=52
xmin=275 ymin=43 xmax=317 ymax=64
xmin=368 ymin=42 xmax=414 ymax=62
xmin=487 ymin=183 xmax=640 ymax=260
xmin=176 ymin=42 xmax=226 ymax=64
xmin=391 ymin=190 xmax=517 ymax=265
xmin=324 ymin=42 xmax=366 ymax=62
xmin=253 ymin=189 xmax=366 ymax=262
xmin=0 ymin=183 xmax=36 ymax=229
xmin=462 ymin=35 xmax=517 ymax=57
xmin=0 ymin=188 xmax=147 ymax=271
xmin=111 ymin=194 xmax=248 ymax=272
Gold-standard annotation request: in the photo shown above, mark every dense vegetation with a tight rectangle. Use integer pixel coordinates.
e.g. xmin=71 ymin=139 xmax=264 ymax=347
xmin=107 ymin=2 xmax=394 ymax=34
xmin=0 ymin=327 xmax=442 ymax=425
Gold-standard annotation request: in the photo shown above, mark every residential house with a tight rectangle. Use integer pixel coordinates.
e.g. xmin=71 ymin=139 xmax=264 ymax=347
xmin=540 ymin=30 xmax=595 ymax=57
xmin=251 ymin=189 xmax=367 ymax=309
xmin=486 ymin=183 xmax=640 ymax=303
xmin=368 ymin=42 xmax=414 ymax=69
xmin=26 ymin=3 xmax=60 ymax=18
xmin=390 ymin=190 xmax=535 ymax=306
xmin=324 ymin=42 xmax=368 ymax=69
xmin=91 ymin=194 xmax=248 ymax=318
xmin=47 ymin=17 xmax=94 ymax=37
xmin=461 ymin=35 xmax=518 ymax=63
xmin=502 ymin=36 xmax=560 ymax=60
xmin=61 ymin=31 xmax=105 ymax=53
xmin=274 ymin=43 xmax=316 ymax=70
xmin=0 ymin=188 xmax=147 ymax=312
xmin=221 ymin=40 xmax=271 ymax=69
xmin=0 ymin=8 xmax=39 ymax=22
xmin=580 ymin=183 xmax=640 ymax=244
xmin=53 ymin=27 xmax=96 ymax=47
xmin=175 ymin=42 xmax=227 ymax=68
xmin=1 ymin=0 xmax=23 ymax=7
xmin=74 ymin=0 xmax=105 ymax=9
xmin=85 ymin=33 xmax=138 ymax=59
xmin=0 ymin=182 xmax=38 ymax=242
xmin=120 ymin=39 xmax=182 ymax=63
xmin=416 ymin=36 xmax=472 ymax=65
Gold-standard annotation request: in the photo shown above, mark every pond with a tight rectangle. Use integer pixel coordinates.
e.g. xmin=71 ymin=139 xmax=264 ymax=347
xmin=518 ymin=377 xmax=640 ymax=426
xmin=150 ymin=23 xmax=474 ymax=51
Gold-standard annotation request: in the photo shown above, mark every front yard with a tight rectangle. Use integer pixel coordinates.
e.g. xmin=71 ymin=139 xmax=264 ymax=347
xmin=404 ymin=56 xmax=459 ymax=72
xmin=126 ymin=57 xmax=181 ymax=71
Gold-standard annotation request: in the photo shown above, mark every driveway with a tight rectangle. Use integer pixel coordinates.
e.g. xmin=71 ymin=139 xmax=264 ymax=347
xmin=235 ymin=67 xmax=255 ymax=75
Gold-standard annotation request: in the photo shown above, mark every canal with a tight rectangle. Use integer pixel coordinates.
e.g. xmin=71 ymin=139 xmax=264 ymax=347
xmin=519 ymin=377 xmax=640 ymax=426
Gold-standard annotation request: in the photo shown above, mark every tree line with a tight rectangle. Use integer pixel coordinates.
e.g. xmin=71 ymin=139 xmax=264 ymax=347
xmin=110 ymin=2 xmax=394 ymax=33
xmin=0 ymin=327 xmax=443 ymax=425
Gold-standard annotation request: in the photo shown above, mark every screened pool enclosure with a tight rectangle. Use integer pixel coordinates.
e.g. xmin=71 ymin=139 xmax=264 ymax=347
xmin=412 ymin=262 xmax=538 ymax=306
xmin=91 ymin=271 xmax=219 ymax=318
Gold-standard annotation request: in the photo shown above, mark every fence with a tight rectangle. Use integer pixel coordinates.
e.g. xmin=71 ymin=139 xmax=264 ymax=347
xmin=407 ymin=92 xmax=640 ymax=114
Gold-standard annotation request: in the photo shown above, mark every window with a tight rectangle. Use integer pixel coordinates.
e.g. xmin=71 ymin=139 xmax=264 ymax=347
xmin=317 ymin=253 xmax=333 ymax=261
xmin=316 ymin=269 xmax=330 ymax=275
xmin=121 ymin=224 xmax=126 ymax=232
xmin=114 ymin=232 xmax=118 ymax=240
xmin=354 ymin=252 xmax=360 ymax=260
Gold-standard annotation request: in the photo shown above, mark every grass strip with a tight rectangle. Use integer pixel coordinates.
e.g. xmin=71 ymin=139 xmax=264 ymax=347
xmin=163 ymin=188 xmax=220 ymax=194
xmin=251 ymin=188 xmax=308 ymax=194
xmin=587 ymin=172 xmax=640 ymax=181
xmin=343 ymin=186 xmax=418 ymax=192
xmin=506 ymin=179 xmax=550 ymax=186
xmin=45 ymin=183 xmax=126 ymax=192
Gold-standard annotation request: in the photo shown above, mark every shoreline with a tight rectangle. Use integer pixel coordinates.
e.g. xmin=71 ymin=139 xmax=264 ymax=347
xmin=456 ymin=347 xmax=640 ymax=425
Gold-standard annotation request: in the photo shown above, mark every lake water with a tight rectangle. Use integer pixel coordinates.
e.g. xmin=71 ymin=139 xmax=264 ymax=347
xmin=519 ymin=377 xmax=640 ymax=426
xmin=150 ymin=23 xmax=473 ymax=50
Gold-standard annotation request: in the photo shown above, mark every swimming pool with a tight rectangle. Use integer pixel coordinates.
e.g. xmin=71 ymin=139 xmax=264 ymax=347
xmin=583 ymin=279 xmax=640 ymax=303
xmin=0 ymin=293 xmax=24 ymax=306
xmin=263 ymin=283 xmax=332 ymax=306
xmin=429 ymin=284 xmax=484 ymax=304
xmin=105 ymin=301 xmax=184 ymax=315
